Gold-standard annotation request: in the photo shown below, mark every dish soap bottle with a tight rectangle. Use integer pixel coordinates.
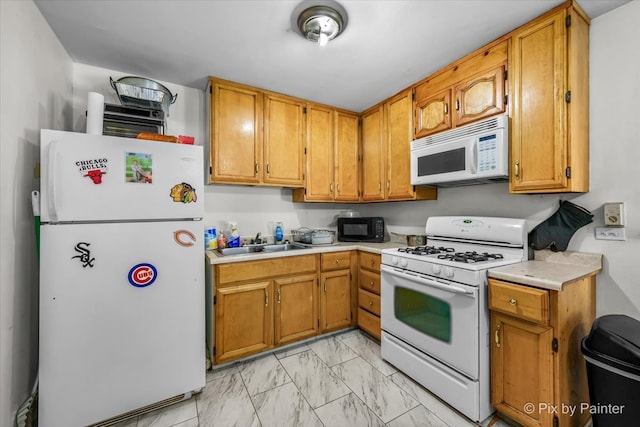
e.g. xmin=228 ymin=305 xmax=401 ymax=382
xmin=274 ymin=222 xmax=284 ymax=245
xmin=228 ymin=222 xmax=241 ymax=248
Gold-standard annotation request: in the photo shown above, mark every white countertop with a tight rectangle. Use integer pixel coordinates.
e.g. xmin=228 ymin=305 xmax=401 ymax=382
xmin=206 ymin=241 xmax=404 ymax=265
xmin=488 ymin=249 xmax=603 ymax=291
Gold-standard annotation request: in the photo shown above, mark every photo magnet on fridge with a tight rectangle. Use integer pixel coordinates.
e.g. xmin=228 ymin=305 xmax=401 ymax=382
xmin=76 ymin=158 xmax=108 ymax=184
xmin=125 ymin=152 xmax=153 ymax=183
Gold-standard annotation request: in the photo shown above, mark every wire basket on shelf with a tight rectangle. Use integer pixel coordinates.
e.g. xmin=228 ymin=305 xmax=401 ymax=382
xmin=292 ymin=228 xmax=335 ymax=245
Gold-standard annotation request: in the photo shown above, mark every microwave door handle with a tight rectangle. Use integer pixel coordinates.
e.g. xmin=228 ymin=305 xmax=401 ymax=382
xmin=381 ymin=265 xmax=474 ymax=296
xmin=469 ymin=140 xmax=478 ymax=174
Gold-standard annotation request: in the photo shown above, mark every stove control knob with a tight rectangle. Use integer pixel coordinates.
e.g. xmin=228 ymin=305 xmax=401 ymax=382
xmin=432 ymin=265 xmax=442 ymax=275
xmin=400 ymin=258 xmax=408 ymax=267
xmin=391 ymin=256 xmax=398 ymax=265
xmin=444 ymin=267 xmax=454 ymax=278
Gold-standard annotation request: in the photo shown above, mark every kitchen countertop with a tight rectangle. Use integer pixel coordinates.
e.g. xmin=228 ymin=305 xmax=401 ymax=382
xmin=488 ymin=249 xmax=603 ymax=291
xmin=206 ymin=241 xmax=405 ymax=265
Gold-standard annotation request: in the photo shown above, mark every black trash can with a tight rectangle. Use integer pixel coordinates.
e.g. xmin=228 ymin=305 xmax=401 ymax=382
xmin=581 ymin=314 xmax=640 ymax=427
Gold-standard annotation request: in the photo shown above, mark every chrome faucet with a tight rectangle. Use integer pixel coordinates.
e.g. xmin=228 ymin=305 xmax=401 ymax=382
xmin=254 ymin=232 xmax=262 ymax=244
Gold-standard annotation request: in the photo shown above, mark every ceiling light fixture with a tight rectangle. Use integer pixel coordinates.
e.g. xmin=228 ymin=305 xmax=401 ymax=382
xmin=297 ymin=5 xmax=347 ymax=46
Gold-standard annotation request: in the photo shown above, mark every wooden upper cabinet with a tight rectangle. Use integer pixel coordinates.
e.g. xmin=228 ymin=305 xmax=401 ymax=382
xmin=263 ymin=94 xmax=305 ymax=186
xmin=386 ymin=90 xmax=416 ymax=200
xmin=361 ymin=105 xmax=386 ymax=201
xmin=295 ymin=105 xmax=360 ymax=202
xmin=413 ymin=40 xmax=508 ymax=140
xmin=208 ymin=77 xmax=304 ymax=187
xmin=334 ymin=110 xmax=360 ymax=201
xmin=414 ymin=87 xmax=452 ymax=139
xmin=210 ymin=79 xmax=262 ymax=184
xmin=454 ymin=65 xmax=506 ymax=127
xmin=509 ymin=2 xmax=589 ymax=193
xmin=304 ymin=104 xmax=334 ymax=201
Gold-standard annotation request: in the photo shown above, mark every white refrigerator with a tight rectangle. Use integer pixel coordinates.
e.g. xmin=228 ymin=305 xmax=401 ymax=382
xmin=38 ymin=130 xmax=205 ymax=426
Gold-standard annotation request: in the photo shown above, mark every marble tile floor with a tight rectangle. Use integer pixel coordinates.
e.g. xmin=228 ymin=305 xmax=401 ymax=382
xmin=111 ymin=330 xmax=519 ymax=427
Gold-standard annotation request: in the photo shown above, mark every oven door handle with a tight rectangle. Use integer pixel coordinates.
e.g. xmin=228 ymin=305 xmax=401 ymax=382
xmin=381 ymin=265 xmax=475 ymax=296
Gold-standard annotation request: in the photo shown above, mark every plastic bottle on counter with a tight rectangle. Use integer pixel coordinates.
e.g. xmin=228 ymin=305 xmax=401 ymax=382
xmin=218 ymin=232 xmax=227 ymax=249
xmin=274 ymin=222 xmax=284 ymax=244
xmin=228 ymin=222 xmax=241 ymax=248
xmin=209 ymin=228 xmax=218 ymax=250
xmin=205 ymin=228 xmax=212 ymax=249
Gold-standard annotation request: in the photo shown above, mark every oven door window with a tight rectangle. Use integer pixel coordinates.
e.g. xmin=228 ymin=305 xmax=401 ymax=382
xmin=394 ymin=286 xmax=451 ymax=342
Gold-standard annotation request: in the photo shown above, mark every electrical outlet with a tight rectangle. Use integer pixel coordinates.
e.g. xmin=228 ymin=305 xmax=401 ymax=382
xmin=595 ymin=226 xmax=626 ymax=241
xmin=604 ymin=202 xmax=625 ymax=226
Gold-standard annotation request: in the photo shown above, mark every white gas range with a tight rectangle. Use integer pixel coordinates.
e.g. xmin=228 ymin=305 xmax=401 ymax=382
xmin=380 ymin=216 xmax=528 ymax=422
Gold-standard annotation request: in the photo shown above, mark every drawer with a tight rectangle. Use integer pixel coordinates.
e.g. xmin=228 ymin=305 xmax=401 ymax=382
xmin=489 ymin=279 xmax=550 ymax=324
xmin=358 ymin=308 xmax=381 ymax=340
xmin=359 ymin=252 xmax=381 ymax=273
xmin=358 ymin=269 xmax=380 ymax=295
xmin=358 ymin=288 xmax=381 ymax=316
xmin=321 ymin=251 xmax=352 ymax=271
xmin=216 ymin=254 xmax=318 ymax=286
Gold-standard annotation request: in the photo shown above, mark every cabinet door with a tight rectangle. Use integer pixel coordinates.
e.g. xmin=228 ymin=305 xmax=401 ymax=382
xmin=386 ymin=90 xmax=415 ymax=200
xmin=320 ymin=270 xmax=352 ymax=332
xmin=215 ymin=281 xmax=273 ymax=364
xmin=264 ymin=94 xmax=305 ymax=187
xmin=454 ymin=65 xmax=506 ymax=127
xmin=210 ymin=80 xmax=262 ymax=184
xmin=491 ymin=312 xmax=554 ymax=427
xmin=361 ymin=105 xmax=386 ymax=201
xmin=414 ymin=87 xmax=452 ymax=139
xmin=334 ymin=110 xmax=360 ymax=201
xmin=274 ymin=274 xmax=318 ymax=346
xmin=510 ymin=11 xmax=568 ymax=192
xmin=305 ymin=104 xmax=334 ymax=201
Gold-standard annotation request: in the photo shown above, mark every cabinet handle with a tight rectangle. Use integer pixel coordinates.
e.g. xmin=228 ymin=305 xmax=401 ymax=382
xmin=255 ymin=163 xmax=259 ymax=175
xmin=369 ymin=300 xmax=373 ymax=306
xmin=277 ymin=288 xmax=281 ymax=304
xmin=495 ymin=323 xmax=501 ymax=348
xmin=337 ymin=184 xmax=340 ymax=194
xmin=266 ymin=163 xmax=270 ymax=175
xmin=370 ymin=281 xmax=374 ymax=286
xmin=455 ymin=99 xmax=460 ymax=111
xmin=370 ymin=259 xmax=375 ymax=267
xmin=514 ymin=161 xmax=520 ymax=179
xmin=444 ymin=103 xmax=449 ymax=114
xmin=330 ymin=183 xmax=334 ymax=193
xmin=387 ymin=180 xmax=390 ymax=191
xmin=336 ymin=259 xmax=340 ymax=264
xmin=265 ymin=289 xmax=269 ymax=306
xmin=378 ymin=182 xmax=381 ymax=192
xmin=509 ymin=298 xmax=517 ymax=306
xmin=324 ymin=281 xmax=327 ymax=293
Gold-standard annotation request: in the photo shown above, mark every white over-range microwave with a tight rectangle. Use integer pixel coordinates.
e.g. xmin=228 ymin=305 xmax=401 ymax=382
xmin=410 ymin=114 xmax=509 ymax=187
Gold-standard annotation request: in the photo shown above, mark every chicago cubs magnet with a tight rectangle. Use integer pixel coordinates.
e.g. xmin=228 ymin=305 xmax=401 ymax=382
xmin=128 ymin=263 xmax=157 ymax=288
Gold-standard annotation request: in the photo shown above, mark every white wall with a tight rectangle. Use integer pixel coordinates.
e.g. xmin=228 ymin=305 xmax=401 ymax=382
xmin=0 ymin=1 xmax=73 ymax=424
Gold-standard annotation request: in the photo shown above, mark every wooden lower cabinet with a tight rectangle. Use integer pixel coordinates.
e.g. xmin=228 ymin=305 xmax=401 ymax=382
xmin=215 ymin=281 xmax=273 ymax=364
xmin=274 ymin=274 xmax=318 ymax=346
xmin=319 ymin=251 xmax=357 ymax=333
xmin=489 ymin=276 xmax=596 ymax=427
xmin=357 ymin=252 xmax=382 ymax=339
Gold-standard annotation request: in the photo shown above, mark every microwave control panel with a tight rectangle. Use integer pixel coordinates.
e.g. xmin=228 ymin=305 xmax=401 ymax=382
xmin=477 ymin=134 xmax=498 ymax=172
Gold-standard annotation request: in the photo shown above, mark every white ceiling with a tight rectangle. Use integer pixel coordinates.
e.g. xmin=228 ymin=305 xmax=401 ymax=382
xmin=34 ymin=0 xmax=629 ymax=112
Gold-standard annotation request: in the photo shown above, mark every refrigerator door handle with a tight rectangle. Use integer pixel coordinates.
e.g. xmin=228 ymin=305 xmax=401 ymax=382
xmin=47 ymin=141 xmax=59 ymax=222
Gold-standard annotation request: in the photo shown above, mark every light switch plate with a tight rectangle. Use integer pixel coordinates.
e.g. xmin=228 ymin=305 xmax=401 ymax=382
xmin=595 ymin=226 xmax=626 ymax=241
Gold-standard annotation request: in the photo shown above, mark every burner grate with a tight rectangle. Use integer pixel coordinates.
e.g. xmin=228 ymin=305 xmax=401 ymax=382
xmin=397 ymin=245 xmax=455 ymax=255
xmin=437 ymin=251 xmax=504 ymax=264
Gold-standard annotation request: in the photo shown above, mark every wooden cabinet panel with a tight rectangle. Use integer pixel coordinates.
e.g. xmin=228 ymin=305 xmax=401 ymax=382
xmin=210 ymin=80 xmax=262 ymax=184
xmin=414 ymin=88 xmax=452 ymax=139
xmin=274 ymin=274 xmax=318 ymax=346
xmin=264 ymin=94 xmax=305 ymax=186
xmin=304 ymin=104 xmax=334 ymax=201
xmin=509 ymin=1 xmax=589 ymax=193
xmin=358 ymin=288 xmax=380 ymax=316
xmin=215 ymin=281 xmax=273 ymax=364
xmin=489 ymin=279 xmax=549 ymax=324
xmin=491 ymin=312 xmax=554 ymax=427
xmin=321 ymin=251 xmax=352 ymax=272
xmin=358 ymin=269 xmax=380 ymax=295
xmin=358 ymin=307 xmax=381 ymax=340
xmin=216 ymin=254 xmax=317 ymax=285
xmin=386 ymin=90 xmax=416 ymax=200
xmin=320 ymin=269 xmax=352 ymax=332
xmin=454 ymin=65 xmax=506 ymax=127
xmin=334 ymin=111 xmax=360 ymax=201
xmin=359 ymin=252 xmax=381 ymax=274
xmin=361 ymin=105 xmax=386 ymax=201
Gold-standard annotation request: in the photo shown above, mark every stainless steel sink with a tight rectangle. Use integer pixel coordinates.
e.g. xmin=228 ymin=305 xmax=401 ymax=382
xmin=215 ymin=243 xmax=307 ymax=257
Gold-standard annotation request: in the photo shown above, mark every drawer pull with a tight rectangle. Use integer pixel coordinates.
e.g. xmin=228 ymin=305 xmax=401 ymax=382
xmin=369 ymin=300 xmax=373 ymax=306
xmin=495 ymin=323 xmax=501 ymax=348
xmin=265 ymin=289 xmax=269 ymax=307
xmin=370 ymin=281 xmax=374 ymax=286
xmin=336 ymin=259 xmax=340 ymax=264
xmin=509 ymin=298 xmax=517 ymax=306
